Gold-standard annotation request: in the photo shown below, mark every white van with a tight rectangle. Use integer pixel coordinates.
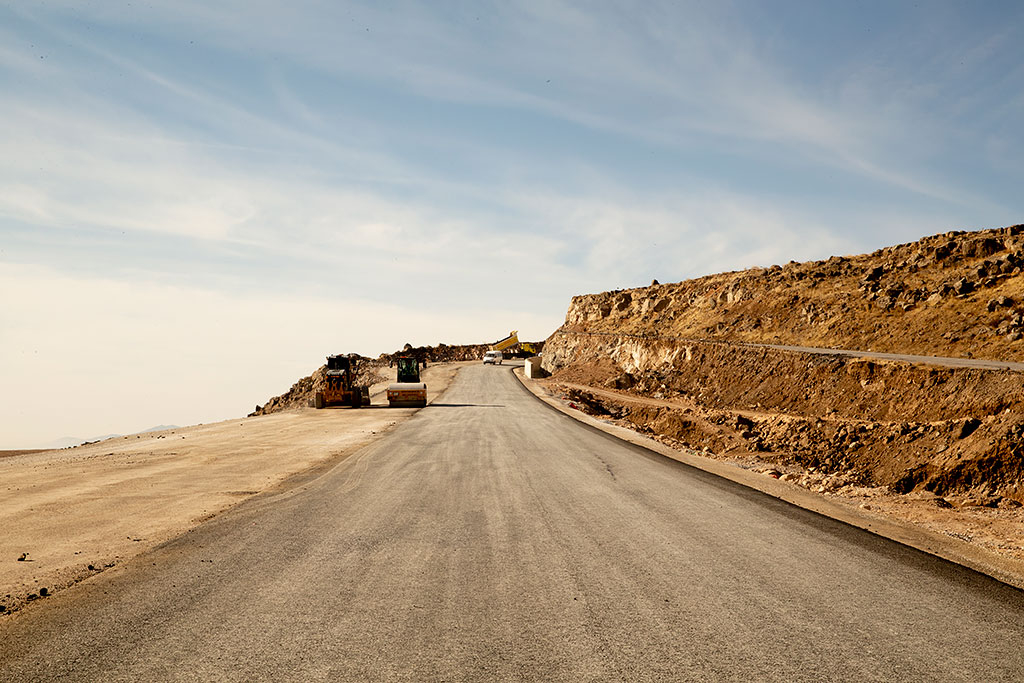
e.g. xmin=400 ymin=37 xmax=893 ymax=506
xmin=482 ymin=350 xmax=503 ymax=365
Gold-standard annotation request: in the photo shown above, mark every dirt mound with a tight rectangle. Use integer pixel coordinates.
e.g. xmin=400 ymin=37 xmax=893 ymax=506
xmin=382 ymin=339 xmax=544 ymax=364
xmin=249 ymin=357 xmax=388 ymax=416
xmin=381 ymin=342 xmax=492 ymax=365
xmin=543 ymin=224 xmax=1024 ymax=507
xmin=250 ymin=341 xmax=508 ymax=416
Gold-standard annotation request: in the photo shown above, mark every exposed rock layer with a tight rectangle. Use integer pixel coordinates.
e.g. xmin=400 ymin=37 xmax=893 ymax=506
xmin=554 ymin=224 xmax=1024 ymax=360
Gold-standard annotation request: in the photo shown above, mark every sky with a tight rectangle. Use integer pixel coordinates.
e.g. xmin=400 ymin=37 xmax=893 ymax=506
xmin=2 ymin=1 xmax=1023 ymax=447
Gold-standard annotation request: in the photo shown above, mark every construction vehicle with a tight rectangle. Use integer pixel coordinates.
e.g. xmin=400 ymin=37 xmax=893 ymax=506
xmin=491 ymin=331 xmax=519 ymax=353
xmin=488 ymin=331 xmax=542 ymax=358
xmin=314 ymin=354 xmax=369 ymax=409
xmin=387 ymin=356 xmax=427 ymax=408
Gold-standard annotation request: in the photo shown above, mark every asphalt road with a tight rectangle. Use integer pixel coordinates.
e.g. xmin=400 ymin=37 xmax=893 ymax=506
xmin=2 ymin=364 xmax=1023 ymax=681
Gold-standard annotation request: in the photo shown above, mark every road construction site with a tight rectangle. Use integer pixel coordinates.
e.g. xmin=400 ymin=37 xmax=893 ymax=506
xmin=5 ymin=226 xmax=1024 ymax=679
xmin=3 ymin=363 xmax=1023 ymax=681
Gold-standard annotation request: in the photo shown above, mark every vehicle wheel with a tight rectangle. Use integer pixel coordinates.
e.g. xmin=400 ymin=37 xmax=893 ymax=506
xmin=314 ymin=392 xmax=324 ymax=409
xmin=351 ymin=392 xmax=361 ymax=409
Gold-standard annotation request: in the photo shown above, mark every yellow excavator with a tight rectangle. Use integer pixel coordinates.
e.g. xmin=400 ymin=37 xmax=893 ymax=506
xmin=387 ymin=356 xmax=427 ymax=408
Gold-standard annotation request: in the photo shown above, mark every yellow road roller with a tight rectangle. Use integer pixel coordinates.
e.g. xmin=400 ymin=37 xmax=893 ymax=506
xmin=387 ymin=356 xmax=427 ymax=408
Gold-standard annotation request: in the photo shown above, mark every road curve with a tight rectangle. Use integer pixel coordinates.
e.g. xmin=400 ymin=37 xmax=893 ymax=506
xmin=2 ymin=364 xmax=1023 ymax=681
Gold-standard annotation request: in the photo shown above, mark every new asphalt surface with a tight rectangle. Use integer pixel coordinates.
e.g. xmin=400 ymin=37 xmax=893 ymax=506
xmin=2 ymin=364 xmax=1023 ymax=681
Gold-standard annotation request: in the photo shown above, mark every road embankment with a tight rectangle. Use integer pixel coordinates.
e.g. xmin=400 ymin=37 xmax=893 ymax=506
xmin=542 ymin=330 xmax=1024 ymax=504
xmin=515 ymin=366 xmax=1024 ymax=591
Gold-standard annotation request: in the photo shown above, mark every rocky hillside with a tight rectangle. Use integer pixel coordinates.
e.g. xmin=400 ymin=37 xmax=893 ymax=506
xmin=560 ymin=224 xmax=1024 ymax=361
xmin=542 ymin=224 xmax=1024 ymax=509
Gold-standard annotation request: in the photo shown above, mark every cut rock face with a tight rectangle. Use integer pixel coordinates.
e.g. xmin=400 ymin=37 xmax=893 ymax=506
xmin=542 ymin=224 xmax=1024 ymax=505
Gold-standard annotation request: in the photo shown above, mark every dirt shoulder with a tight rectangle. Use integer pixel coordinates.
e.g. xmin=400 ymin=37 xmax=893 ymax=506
xmin=0 ymin=361 xmax=469 ymax=617
xmin=518 ymin=371 xmax=1024 ymax=589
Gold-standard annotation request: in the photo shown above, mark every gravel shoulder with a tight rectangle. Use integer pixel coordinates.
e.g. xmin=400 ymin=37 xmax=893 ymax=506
xmin=0 ymin=361 xmax=468 ymax=616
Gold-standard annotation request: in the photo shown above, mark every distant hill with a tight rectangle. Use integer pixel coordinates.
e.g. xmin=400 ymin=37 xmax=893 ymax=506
xmin=140 ymin=425 xmax=179 ymax=433
xmin=39 ymin=425 xmax=181 ymax=450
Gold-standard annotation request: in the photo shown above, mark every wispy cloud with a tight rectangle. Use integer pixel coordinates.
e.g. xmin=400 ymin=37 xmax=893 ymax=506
xmin=14 ymin=0 xmax=1020 ymax=210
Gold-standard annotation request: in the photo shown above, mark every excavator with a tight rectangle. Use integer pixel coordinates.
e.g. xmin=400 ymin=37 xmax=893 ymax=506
xmin=387 ymin=356 xmax=427 ymax=408
xmin=314 ymin=354 xmax=369 ymax=409
xmin=519 ymin=341 xmax=538 ymax=355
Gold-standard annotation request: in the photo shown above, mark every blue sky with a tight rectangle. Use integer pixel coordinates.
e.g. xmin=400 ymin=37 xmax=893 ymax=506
xmin=2 ymin=1 xmax=1022 ymax=446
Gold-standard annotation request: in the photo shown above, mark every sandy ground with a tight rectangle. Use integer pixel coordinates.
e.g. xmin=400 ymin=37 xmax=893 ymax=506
xmin=0 ymin=451 xmax=47 ymax=460
xmin=0 ymin=362 xmax=468 ymax=616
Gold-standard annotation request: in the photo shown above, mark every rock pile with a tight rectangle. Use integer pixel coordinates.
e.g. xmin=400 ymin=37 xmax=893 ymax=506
xmin=378 ymin=342 xmax=492 ymax=365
